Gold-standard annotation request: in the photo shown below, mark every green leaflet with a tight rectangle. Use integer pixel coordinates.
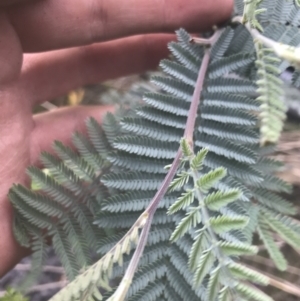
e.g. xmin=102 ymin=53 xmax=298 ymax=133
xmin=113 ymin=136 xmax=178 ymax=159
xmin=262 ymin=208 xmax=300 ymax=250
xmin=188 ymin=232 xmax=209 ymax=271
xmin=191 ymin=148 xmax=209 ymax=170
xmin=218 ymin=286 xmax=232 ymax=301
xmin=255 ymin=44 xmax=286 ymax=145
xmin=193 ymin=250 xmax=215 ymax=287
xmin=168 ymin=172 xmax=190 ymax=192
xmin=219 ymin=241 xmax=258 ymax=256
xmin=17 ymin=237 xmax=48 ymax=293
xmin=228 ymin=262 xmax=269 ymax=285
xmin=253 ymin=188 xmax=296 ymax=215
xmin=167 ymin=190 xmax=195 ymax=214
xmin=209 ymin=215 xmax=249 ymax=234
xmin=180 ymin=138 xmax=193 ymax=157
xmin=196 ymin=167 xmax=227 ymax=193
xmin=204 ymin=190 xmax=242 ymax=211
xmin=257 ymin=219 xmax=288 ymax=271
xmin=242 ymin=0 xmax=266 ymax=31
xmin=49 ymin=223 xmax=141 ymax=301
xmin=236 ymin=283 xmax=273 ymax=301
xmin=206 ymin=267 xmax=221 ymax=301
xmin=170 ymin=209 xmax=202 ymax=242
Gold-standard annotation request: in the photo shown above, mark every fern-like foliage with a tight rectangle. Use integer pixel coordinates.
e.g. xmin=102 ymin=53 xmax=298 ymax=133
xmin=9 ymin=125 xmax=110 ymax=287
xmin=234 ymin=0 xmax=300 ymax=144
xmin=168 ymin=142 xmax=270 ymax=300
xmin=8 ymin=1 xmax=300 ymax=300
xmin=242 ymin=0 xmax=266 ymax=31
xmin=255 ymin=44 xmax=285 ymax=145
xmin=90 ymin=29 xmax=297 ymax=300
xmin=49 ymin=217 xmax=144 ymax=301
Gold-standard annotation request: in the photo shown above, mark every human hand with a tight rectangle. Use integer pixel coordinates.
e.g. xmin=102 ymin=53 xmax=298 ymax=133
xmin=0 ymin=0 xmax=233 ymax=277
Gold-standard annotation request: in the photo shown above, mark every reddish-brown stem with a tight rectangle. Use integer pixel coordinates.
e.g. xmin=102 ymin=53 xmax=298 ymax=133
xmin=118 ymin=46 xmax=212 ymax=292
xmin=184 ymin=48 xmax=211 ymax=143
xmin=107 ymin=30 xmax=221 ymax=299
xmin=190 ymin=28 xmax=223 ymax=46
xmin=148 ymin=47 xmax=211 ymax=216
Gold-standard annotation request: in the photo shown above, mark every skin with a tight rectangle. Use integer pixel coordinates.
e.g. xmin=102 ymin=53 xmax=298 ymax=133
xmin=0 ymin=0 xmax=233 ymax=277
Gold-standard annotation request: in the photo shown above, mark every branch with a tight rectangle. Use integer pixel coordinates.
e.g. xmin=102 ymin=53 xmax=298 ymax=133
xmin=15 ymin=264 xmax=64 ymax=273
xmin=108 ymin=40 xmax=214 ymax=301
xmin=189 ymin=28 xmax=223 ymax=46
xmin=232 ymin=16 xmax=300 ymax=66
xmin=184 ymin=49 xmax=211 ymax=143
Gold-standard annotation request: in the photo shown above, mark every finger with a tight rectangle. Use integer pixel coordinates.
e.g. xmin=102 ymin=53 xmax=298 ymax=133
xmin=18 ymin=34 xmax=174 ymax=106
xmin=30 ymin=105 xmax=113 ymax=166
xmin=0 ymin=13 xmax=23 ymax=83
xmin=7 ymin=0 xmax=234 ymax=52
